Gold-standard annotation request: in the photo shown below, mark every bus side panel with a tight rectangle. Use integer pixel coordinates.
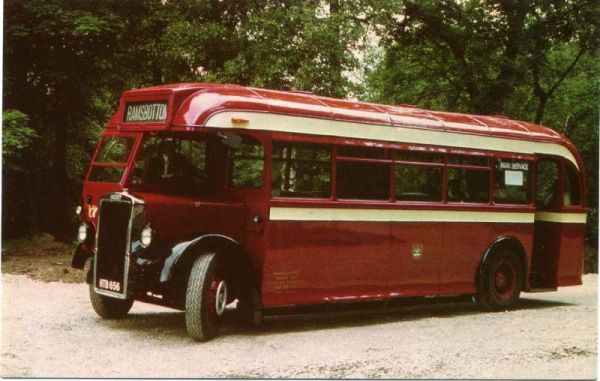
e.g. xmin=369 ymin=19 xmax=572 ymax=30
xmin=262 ymin=221 xmax=389 ymax=307
xmin=387 ymin=222 xmax=443 ymax=297
xmin=438 ymin=222 xmax=534 ymax=295
xmin=557 ymin=223 xmax=585 ymax=286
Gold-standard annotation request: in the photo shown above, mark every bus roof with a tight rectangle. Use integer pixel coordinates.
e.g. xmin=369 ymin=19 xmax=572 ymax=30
xmin=115 ymin=82 xmax=565 ymax=144
xmin=113 ymin=83 xmax=585 ymax=171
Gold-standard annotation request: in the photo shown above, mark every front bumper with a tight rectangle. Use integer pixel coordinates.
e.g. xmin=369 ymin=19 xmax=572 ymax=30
xmin=71 ymin=242 xmax=166 ymax=295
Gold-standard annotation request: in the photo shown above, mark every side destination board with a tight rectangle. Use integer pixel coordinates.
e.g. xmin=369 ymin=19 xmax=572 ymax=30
xmin=124 ymin=102 xmax=167 ymax=122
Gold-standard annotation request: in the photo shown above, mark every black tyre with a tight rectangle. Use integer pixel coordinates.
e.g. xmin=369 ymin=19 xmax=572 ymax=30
xmin=476 ymin=249 xmax=524 ymax=311
xmin=89 ymin=284 xmax=134 ymax=319
xmin=238 ymin=286 xmax=264 ymax=328
xmin=185 ymin=252 xmax=228 ymax=341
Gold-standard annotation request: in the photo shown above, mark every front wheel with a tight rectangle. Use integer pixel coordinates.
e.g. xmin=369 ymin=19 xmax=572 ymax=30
xmin=185 ymin=252 xmax=228 ymax=341
xmin=476 ymin=249 xmax=524 ymax=311
xmin=89 ymin=284 xmax=134 ymax=319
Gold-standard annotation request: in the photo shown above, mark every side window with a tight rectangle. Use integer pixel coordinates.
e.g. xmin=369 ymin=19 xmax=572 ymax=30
xmin=130 ymin=135 xmax=208 ymax=195
xmin=564 ymin=163 xmax=581 ymax=206
xmin=88 ymin=136 xmax=135 ymax=183
xmin=179 ymin=140 xmax=206 ymax=174
xmin=536 ymin=160 xmax=559 ymax=208
xmin=493 ymin=159 xmax=531 ymax=204
xmin=337 ymin=146 xmax=390 ymax=200
xmin=337 ymin=146 xmax=387 ymax=159
xmin=271 ymin=142 xmax=331 ymax=198
xmin=395 ymin=150 xmax=443 ymax=202
xmin=447 ymin=169 xmax=489 ymax=203
xmin=228 ymin=137 xmax=264 ymax=188
xmin=447 ymin=155 xmax=490 ymax=203
xmin=397 ymin=150 xmax=444 ymax=163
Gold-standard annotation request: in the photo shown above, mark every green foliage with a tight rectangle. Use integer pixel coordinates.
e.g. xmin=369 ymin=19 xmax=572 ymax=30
xmin=367 ymin=0 xmax=600 ymax=119
xmin=2 ymin=110 xmax=37 ymax=171
xmin=155 ymin=0 xmax=365 ymax=96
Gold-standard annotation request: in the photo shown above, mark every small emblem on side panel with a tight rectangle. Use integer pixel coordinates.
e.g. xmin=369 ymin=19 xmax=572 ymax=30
xmin=412 ymin=244 xmax=423 ymax=260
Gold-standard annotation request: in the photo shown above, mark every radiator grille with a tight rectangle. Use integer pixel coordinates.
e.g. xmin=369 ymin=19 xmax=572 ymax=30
xmin=94 ymin=199 xmax=132 ymax=296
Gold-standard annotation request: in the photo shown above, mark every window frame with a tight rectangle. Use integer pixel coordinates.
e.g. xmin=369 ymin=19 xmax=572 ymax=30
xmin=562 ymin=160 xmax=582 ymax=207
xmin=87 ymin=133 xmax=139 ymax=185
xmin=270 ymin=141 xmax=332 ymax=199
xmin=392 ymin=149 xmax=445 ymax=203
xmin=267 ymin=138 xmax=548 ymax=209
xmin=491 ymin=158 xmax=533 ymax=206
xmin=445 ymin=153 xmax=492 ymax=205
xmin=226 ymin=136 xmax=266 ymax=189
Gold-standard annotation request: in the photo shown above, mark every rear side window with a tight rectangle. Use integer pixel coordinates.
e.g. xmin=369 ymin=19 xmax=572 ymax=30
xmin=564 ymin=163 xmax=581 ymax=206
xmin=271 ymin=142 xmax=331 ymax=198
xmin=337 ymin=146 xmax=387 ymax=159
xmin=536 ymin=160 xmax=559 ymax=207
xmin=395 ymin=166 xmax=443 ymax=202
xmin=446 ymin=154 xmax=490 ymax=203
xmin=395 ymin=149 xmax=443 ymax=202
xmin=493 ymin=159 xmax=531 ymax=204
xmin=337 ymin=161 xmax=390 ymax=200
xmin=447 ymin=168 xmax=489 ymax=203
xmin=228 ymin=137 xmax=264 ymax=188
xmin=336 ymin=146 xmax=390 ymax=200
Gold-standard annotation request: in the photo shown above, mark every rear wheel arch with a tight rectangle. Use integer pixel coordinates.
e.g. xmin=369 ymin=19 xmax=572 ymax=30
xmin=478 ymin=236 xmax=528 ymax=291
xmin=476 ymin=236 xmax=527 ymax=310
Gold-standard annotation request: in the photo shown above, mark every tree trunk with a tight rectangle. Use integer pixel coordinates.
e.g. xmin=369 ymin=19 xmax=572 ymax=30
xmin=328 ymin=0 xmax=344 ymax=97
xmin=50 ymin=116 xmax=71 ymax=241
xmin=534 ymin=94 xmax=548 ymax=124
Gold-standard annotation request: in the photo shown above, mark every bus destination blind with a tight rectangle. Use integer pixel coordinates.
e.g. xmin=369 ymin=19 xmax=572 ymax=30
xmin=124 ymin=102 xmax=167 ymax=123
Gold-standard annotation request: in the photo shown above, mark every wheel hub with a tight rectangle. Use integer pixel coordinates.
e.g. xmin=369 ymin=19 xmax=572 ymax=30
xmin=214 ymin=280 xmax=228 ymax=317
xmin=495 ymin=272 xmax=507 ymax=288
xmin=492 ymin=259 xmax=516 ymax=299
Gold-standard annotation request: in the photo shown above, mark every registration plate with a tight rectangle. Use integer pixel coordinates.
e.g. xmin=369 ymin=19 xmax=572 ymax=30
xmin=98 ymin=278 xmax=122 ymax=292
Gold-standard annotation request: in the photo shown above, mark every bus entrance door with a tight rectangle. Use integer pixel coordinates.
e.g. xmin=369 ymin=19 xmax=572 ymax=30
xmin=531 ymin=159 xmax=561 ymax=290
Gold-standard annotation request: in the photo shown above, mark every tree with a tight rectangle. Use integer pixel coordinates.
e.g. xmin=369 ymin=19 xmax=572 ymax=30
xmin=3 ymin=0 xmax=127 ymax=237
xmin=156 ymin=0 xmax=365 ymax=97
xmin=368 ymin=0 xmax=600 ymax=121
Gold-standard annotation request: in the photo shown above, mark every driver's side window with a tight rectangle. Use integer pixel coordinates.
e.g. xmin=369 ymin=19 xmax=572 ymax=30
xmin=131 ymin=136 xmax=207 ymax=195
xmin=227 ymin=137 xmax=264 ymax=188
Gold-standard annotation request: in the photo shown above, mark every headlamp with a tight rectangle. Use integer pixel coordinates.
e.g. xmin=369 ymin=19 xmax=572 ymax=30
xmin=140 ymin=226 xmax=153 ymax=248
xmin=77 ymin=223 xmax=89 ymax=243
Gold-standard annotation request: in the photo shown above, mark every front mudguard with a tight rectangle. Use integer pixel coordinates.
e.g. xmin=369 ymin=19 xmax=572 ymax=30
xmin=71 ymin=243 xmax=93 ymax=270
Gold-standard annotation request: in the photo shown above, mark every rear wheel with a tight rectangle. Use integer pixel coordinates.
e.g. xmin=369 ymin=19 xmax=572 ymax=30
xmin=89 ymin=284 xmax=134 ymax=319
xmin=476 ymin=249 xmax=523 ymax=310
xmin=185 ymin=252 xmax=228 ymax=341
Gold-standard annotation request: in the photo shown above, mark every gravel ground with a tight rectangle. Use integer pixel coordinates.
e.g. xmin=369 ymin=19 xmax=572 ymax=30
xmin=1 ymin=274 xmax=597 ymax=378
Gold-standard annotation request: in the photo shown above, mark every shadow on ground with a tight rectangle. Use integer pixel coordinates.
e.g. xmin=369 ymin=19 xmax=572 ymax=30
xmin=97 ymin=296 xmax=573 ymax=341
